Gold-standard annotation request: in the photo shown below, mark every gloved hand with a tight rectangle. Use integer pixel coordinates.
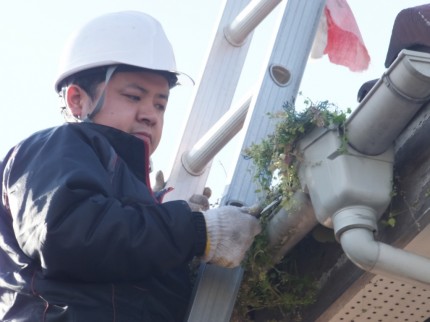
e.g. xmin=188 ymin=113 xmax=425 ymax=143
xmin=152 ymin=170 xmax=166 ymax=192
xmin=188 ymin=194 xmax=210 ymax=212
xmin=202 ymin=206 xmax=262 ymax=268
xmin=188 ymin=187 xmax=212 ymax=212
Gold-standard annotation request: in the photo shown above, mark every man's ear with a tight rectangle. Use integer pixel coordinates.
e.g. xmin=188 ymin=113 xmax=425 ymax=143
xmin=65 ymin=85 xmax=87 ymax=118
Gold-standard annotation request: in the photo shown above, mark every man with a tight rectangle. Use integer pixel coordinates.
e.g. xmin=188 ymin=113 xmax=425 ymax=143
xmin=0 ymin=11 xmax=261 ymax=321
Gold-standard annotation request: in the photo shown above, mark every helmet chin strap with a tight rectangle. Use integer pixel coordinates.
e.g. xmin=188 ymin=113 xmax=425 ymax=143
xmin=83 ymin=65 xmax=118 ymax=122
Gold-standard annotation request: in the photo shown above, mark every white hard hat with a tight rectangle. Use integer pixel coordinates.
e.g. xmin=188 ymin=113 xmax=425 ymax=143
xmin=55 ymin=11 xmax=190 ymax=92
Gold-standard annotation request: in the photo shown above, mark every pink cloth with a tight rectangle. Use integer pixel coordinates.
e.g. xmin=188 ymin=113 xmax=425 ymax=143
xmin=312 ymin=0 xmax=370 ymax=72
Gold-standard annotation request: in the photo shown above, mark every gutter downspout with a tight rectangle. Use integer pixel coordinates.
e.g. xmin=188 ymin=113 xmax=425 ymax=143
xmin=340 ymin=228 xmax=430 ymax=285
xmin=286 ymin=50 xmax=430 ymax=285
xmin=335 ymin=50 xmax=430 ymax=285
xmin=332 ymin=206 xmax=430 ymax=286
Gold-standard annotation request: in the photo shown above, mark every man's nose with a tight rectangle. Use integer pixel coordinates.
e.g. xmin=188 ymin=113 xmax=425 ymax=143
xmin=137 ymin=102 xmax=157 ymax=125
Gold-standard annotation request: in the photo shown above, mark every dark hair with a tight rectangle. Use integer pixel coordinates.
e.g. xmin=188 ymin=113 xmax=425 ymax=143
xmin=62 ymin=64 xmax=178 ymax=99
xmin=116 ymin=65 xmax=178 ymax=88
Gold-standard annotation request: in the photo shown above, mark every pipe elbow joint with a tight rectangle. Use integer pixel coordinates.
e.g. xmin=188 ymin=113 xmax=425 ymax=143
xmin=339 ymin=228 xmax=380 ymax=271
xmin=338 ymin=226 xmax=430 ymax=286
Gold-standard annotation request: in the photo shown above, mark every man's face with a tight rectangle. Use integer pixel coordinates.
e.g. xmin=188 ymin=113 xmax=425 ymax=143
xmin=82 ymin=70 xmax=170 ymax=155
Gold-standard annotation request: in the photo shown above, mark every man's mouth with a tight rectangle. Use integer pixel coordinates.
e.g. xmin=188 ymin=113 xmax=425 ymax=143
xmin=133 ymin=132 xmax=151 ymax=144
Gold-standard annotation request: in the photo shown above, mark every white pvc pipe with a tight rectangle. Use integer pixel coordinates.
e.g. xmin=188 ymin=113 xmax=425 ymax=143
xmin=266 ymin=191 xmax=318 ymax=263
xmin=346 ymin=50 xmax=430 ymax=155
xmin=224 ymin=0 xmax=283 ymax=46
xmin=332 ymin=207 xmax=430 ymax=286
xmin=181 ymin=95 xmax=252 ymax=176
xmin=339 ymin=228 xmax=430 ymax=286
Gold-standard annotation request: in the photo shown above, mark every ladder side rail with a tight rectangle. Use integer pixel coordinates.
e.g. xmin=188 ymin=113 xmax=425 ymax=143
xmin=163 ymin=0 xmax=253 ymax=202
xmin=222 ymin=0 xmax=327 ymax=208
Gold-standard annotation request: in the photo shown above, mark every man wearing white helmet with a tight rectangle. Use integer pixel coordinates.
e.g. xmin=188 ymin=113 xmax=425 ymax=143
xmin=0 ymin=11 xmax=261 ymax=321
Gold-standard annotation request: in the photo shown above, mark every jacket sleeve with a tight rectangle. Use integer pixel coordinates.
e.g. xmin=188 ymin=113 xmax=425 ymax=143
xmin=3 ymin=126 xmax=206 ymax=283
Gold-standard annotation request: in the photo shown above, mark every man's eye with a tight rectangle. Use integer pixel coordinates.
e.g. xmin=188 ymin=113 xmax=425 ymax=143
xmin=124 ymin=94 xmax=140 ymax=101
xmin=155 ymin=104 xmax=166 ymax=111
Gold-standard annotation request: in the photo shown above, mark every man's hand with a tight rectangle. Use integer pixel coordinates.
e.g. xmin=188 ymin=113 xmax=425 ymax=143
xmin=202 ymin=206 xmax=262 ymax=268
xmin=152 ymin=170 xmax=166 ymax=193
xmin=188 ymin=187 xmax=212 ymax=212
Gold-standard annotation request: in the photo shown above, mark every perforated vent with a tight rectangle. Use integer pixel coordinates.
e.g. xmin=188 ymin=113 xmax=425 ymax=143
xmin=330 ymin=276 xmax=430 ymax=322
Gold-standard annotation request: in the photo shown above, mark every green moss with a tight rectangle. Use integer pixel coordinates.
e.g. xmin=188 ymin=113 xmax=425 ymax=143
xmin=243 ymin=97 xmax=350 ymax=208
xmin=233 ymin=96 xmax=350 ymax=321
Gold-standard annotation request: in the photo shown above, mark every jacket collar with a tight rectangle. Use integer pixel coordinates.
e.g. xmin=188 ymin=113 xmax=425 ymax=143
xmin=73 ymin=123 xmax=150 ymax=182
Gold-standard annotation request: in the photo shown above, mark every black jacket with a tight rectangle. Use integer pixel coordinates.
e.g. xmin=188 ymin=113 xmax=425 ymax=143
xmin=0 ymin=122 xmax=206 ymax=321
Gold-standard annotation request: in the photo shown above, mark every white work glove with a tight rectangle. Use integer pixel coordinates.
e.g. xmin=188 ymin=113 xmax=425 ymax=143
xmin=152 ymin=170 xmax=166 ymax=192
xmin=202 ymin=206 xmax=262 ymax=268
xmin=188 ymin=187 xmax=212 ymax=212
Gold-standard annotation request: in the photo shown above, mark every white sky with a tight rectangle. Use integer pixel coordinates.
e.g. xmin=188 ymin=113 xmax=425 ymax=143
xmin=1 ymin=0 xmax=429 ymax=201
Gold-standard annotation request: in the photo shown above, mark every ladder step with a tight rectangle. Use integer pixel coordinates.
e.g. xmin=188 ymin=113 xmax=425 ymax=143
xmin=186 ymin=264 xmax=243 ymax=322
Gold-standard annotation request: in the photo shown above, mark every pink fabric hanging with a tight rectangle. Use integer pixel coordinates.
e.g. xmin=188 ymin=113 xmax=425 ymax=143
xmin=312 ymin=0 xmax=370 ymax=72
